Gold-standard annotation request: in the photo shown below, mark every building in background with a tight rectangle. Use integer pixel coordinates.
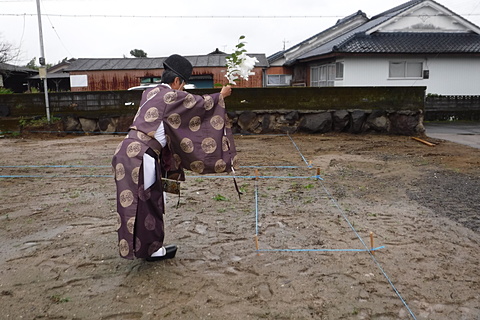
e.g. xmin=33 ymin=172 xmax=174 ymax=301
xmin=65 ymin=50 xmax=268 ymax=92
xmin=0 ymin=63 xmax=38 ymax=93
xmin=268 ymin=0 xmax=480 ymax=95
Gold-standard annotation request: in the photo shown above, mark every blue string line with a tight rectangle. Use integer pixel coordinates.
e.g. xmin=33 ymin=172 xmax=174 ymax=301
xmin=0 ymin=165 xmax=110 ymax=168
xmin=241 ymin=165 xmax=312 ymax=169
xmin=0 ymin=174 xmax=325 ymax=180
xmin=258 ymin=246 xmax=386 ymax=252
xmin=0 ymin=130 xmax=130 ymax=135
xmin=287 ymin=133 xmax=310 ymax=166
xmin=0 ymin=175 xmax=112 ymax=178
xmin=319 ymin=181 xmax=417 ymax=320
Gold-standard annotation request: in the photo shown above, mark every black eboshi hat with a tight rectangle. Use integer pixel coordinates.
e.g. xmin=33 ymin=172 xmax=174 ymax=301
xmin=163 ymin=54 xmax=193 ymax=83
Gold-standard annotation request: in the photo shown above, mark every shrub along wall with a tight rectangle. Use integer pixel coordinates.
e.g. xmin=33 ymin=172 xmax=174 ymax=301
xmin=0 ymin=87 xmax=426 ymax=135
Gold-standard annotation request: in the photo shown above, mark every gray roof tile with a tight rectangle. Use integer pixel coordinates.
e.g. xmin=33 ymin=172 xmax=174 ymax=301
xmin=334 ymin=32 xmax=480 ymax=53
xmin=65 ymin=53 xmax=268 ymax=71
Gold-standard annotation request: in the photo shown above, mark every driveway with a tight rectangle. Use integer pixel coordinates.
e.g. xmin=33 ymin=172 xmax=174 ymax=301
xmin=424 ymin=121 xmax=480 ymax=149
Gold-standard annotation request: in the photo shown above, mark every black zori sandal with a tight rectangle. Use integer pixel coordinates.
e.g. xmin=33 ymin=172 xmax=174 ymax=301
xmin=146 ymin=245 xmax=177 ymax=262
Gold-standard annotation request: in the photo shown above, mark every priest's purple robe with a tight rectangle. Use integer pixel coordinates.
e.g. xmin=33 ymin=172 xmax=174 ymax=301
xmin=112 ymin=85 xmax=237 ymax=259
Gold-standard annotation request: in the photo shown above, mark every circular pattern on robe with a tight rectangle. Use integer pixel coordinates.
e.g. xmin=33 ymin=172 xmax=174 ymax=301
xmin=233 ymin=155 xmax=240 ymax=169
xmin=180 ymin=138 xmax=194 ymax=153
xmin=204 ymin=95 xmax=214 ymax=111
xmin=147 ymin=87 xmax=160 ymax=100
xmin=119 ymin=189 xmax=134 ymax=208
xmin=114 ymin=141 xmax=123 ymax=155
xmin=119 ymin=239 xmax=129 ymax=257
xmin=138 ymin=184 xmax=151 ymax=201
xmin=173 ymin=154 xmax=182 ymax=169
xmin=201 ymin=137 xmax=217 ymax=154
xmin=135 ymin=237 xmax=141 ymax=252
xmin=127 ymin=216 xmax=135 ymax=234
xmin=210 ymin=115 xmax=224 ymax=131
xmin=183 ymin=94 xmax=196 ymax=109
xmin=222 ymin=136 xmax=230 ymax=152
xmin=131 ymin=167 xmax=140 ymax=185
xmin=115 ymin=212 xmax=121 ymax=231
xmin=137 ymin=131 xmax=150 ymax=141
xmin=218 ymin=95 xmax=225 ymax=108
xmin=148 ymin=241 xmax=163 ymax=256
xmin=190 ymin=161 xmax=205 ymax=173
xmin=147 ymin=131 xmax=156 ymax=138
xmin=225 ymin=114 xmax=232 ymax=129
xmin=215 ymin=159 xmax=227 ymax=173
xmin=167 ymin=113 xmax=181 ymax=129
xmin=144 ymin=214 xmax=156 ymax=231
xmin=164 ymin=91 xmax=177 ymax=104
xmin=189 ymin=116 xmax=201 ymax=132
xmin=126 ymin=141 xmax=142 ymax=158
xmin=115 ymin=163 xmax=125 ymax=181
xmin=144 ymin=107 xmax=160 ymax=123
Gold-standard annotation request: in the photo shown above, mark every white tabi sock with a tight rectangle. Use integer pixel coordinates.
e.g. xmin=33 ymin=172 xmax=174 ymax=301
xmin=151 ymin=246 xmax=166 ymax=257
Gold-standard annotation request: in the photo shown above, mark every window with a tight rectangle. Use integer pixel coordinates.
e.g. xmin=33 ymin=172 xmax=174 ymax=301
xmin=267 ymin=74 xmax=292 ymax=86
xmin=141 ymin=77 xmax=162 ymax=84
xmin=336 ymin=62 xmax=344 ymax=79
xmin=389 ymin=61 xmax=423 ymax=78
xmin=311 ymin=63 xmax=336 ymax=87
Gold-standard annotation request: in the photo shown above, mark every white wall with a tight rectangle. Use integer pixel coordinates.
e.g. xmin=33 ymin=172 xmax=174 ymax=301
xmin=336 ymin=56 xmax=480 ymax=95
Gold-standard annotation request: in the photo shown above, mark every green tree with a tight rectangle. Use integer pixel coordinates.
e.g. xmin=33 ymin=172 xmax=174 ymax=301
xmin=25 ymin=57 xmax=38 ymax=70
xmin=130 ymin=49 xmax=147 ymax=58
xmin=25 ymin=57 xmax=55 ymax=70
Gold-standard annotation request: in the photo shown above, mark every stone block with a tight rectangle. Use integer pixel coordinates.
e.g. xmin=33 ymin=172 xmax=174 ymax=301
xmin=332 ymin=110 xmax=350 ymax=132
xmin=64 ymin=116 xmax=82 ymax=132
xmin=299 ymin=112 xmax=332 ymax=133
xmin=350 ymin=110 xmax=367 ymax=133
xmin=79 ymin=118 xmax=98 ymax=133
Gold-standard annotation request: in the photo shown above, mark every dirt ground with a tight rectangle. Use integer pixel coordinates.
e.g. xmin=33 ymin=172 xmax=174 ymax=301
xmin=0 ymin=132 xmax=479 ymax=320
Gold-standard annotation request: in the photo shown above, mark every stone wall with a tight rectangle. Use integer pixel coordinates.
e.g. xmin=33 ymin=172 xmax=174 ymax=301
xmin=0 ymin=87 xmax=426 ymax=135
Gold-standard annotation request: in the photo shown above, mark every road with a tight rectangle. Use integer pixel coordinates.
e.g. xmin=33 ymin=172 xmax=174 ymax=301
xmin=424 ymin=121 xmax=480 ymax=149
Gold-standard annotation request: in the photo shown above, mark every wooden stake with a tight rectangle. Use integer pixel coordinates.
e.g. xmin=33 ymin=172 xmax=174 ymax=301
xmin=370 ymin=232 xmax=375 ymax=255
xmin=316 ymin=167 xmax=321 ymax=178
xmin=411 ymin=136 xmax=436 ymax=147
xmin=254 ymin=235 xmax=259 ymax=254
xmin=255 ymin=169 xmax=259 ymax=180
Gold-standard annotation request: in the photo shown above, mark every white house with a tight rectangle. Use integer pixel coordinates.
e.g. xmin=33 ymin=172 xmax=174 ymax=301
xmin=267 ymin=0 xmax=480 ymax=95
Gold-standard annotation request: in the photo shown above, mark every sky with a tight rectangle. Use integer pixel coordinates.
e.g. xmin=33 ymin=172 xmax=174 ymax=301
xmin=1 ymin=0 xmax=480 ymax=66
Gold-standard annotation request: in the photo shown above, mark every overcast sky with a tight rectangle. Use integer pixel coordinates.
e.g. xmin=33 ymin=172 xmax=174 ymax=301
xmin=1 ymin=0 xmax=480 ymax=66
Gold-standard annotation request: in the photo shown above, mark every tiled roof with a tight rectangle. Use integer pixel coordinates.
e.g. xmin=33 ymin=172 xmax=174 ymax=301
xmin=267 ymin=51 xmax=285 ymax=64
xmin=65 ymin=53 xmax=268 ymax=71
xmin=334 ymin=32 xmax=480 ymax=53
xmin=0 ymin=62 xmax=38 ymax=74
xmin=292 ymin=0 xmax=480 ymax=62
xmin=270 ymin=10 xmax=368 ymax=64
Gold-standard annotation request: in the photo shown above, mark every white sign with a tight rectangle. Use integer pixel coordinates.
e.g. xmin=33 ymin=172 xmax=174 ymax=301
xmin=70 ymin=75 xmax=88 ymax=87
xmin=39 ymin=67 xmax=47 ymax=79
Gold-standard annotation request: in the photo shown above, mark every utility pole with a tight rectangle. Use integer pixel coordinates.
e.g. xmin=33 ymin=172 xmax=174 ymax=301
xmin=36 ymin=0 xmax=51 ymax=123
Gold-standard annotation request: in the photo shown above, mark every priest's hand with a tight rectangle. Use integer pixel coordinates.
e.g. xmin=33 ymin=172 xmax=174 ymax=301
xmin=220 ymin=85 xmax=232 ymax=98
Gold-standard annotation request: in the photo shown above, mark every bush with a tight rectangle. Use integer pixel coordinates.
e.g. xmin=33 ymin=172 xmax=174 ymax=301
xmin=0 ymin=87 xmax=13 ymax=94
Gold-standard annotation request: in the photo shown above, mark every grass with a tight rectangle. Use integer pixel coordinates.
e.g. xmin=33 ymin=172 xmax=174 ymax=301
xmin=49 ymin=294 xmax=70 ymax=303
xmin=212 ymin=194 xmax=228 ymax=201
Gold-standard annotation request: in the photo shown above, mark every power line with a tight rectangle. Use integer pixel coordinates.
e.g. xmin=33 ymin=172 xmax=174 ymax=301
xmin=1 ymin=13 xmax=480 ymax=18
